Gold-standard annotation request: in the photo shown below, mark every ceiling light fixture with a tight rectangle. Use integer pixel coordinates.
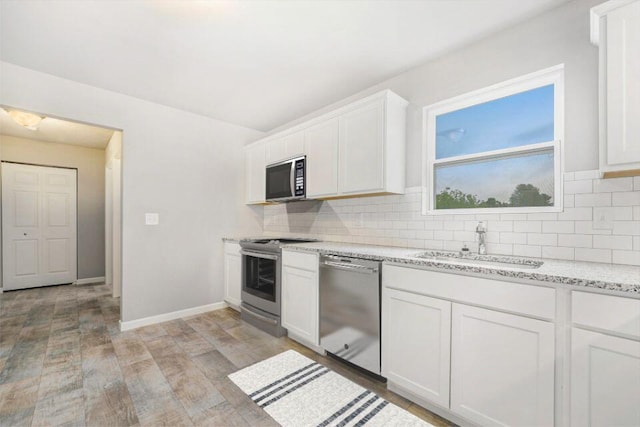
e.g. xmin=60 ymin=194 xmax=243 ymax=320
xmin=4 ymin=109 xmax=45 ymax=130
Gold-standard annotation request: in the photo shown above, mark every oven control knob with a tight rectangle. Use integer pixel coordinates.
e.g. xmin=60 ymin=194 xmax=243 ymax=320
xmin=344 ymin=344 xmax=349 ymax=350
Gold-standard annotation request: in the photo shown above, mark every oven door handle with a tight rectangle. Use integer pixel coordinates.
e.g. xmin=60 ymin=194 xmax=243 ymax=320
xmin=240 ymin=250 xmax=279 ymax=260
xmin=241 ymin=305 xmax=278 ymax=325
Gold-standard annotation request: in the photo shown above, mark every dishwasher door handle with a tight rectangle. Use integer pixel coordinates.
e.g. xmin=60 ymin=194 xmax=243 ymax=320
xmin=321 ymin=261 xmax=378 ymax=274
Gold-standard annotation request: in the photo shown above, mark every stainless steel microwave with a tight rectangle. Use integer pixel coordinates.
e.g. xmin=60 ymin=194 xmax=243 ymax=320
xmin=265 ymin=156 xmax=306 ymax=202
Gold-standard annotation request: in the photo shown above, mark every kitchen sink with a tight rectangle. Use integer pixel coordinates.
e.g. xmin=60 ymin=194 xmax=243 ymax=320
xmin=414 ymin=251 xmax=543 ymax=269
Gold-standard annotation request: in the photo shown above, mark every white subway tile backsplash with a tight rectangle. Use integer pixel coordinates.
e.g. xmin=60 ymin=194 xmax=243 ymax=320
xmin=565 ymin=180 xmax=592 ymax=194
xmin=514 ymin=221 xmax=542 ymax=233
xmin=612 ymin=191 xmax=640 ymax=207
xmin=593 ymin=235 xmax=633 ymax=250
xmin=593 ymin=177 xmax=633 ymax=193
xmin=542 ymin=246 xmax=575 ymax=260
xmin=612 ymin=250 xmax=640 ymax=266
xmin=528 ymin=233 xmax=558 ymax=246
xmin=264 ymin=169 xmax=640 ymax=265
xmin=612 ymin=221 xmax=640 ymax=236
xmin=513 ymin=244 xmax=542 ymax=258
xmin=542 ymin=221 xmax=575 ymax=234
xmin=557 ymin=207 xmax=592 ymax=221
xmin=575 ymin=248 xmax=612 ymax=263
xmin=574 ymin=193 xmax=611 ymax=207
xmin=558 ymin=234 xmax=592 ymax=248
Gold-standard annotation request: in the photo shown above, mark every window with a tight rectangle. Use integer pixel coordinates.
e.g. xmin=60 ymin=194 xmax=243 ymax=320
xmin=423 ymin=65 xmax=563 ymax=214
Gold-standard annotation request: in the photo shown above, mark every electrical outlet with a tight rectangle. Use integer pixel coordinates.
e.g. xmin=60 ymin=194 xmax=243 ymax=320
xmin=145 ymin=213 xmax=160 ymax=225
xmin=593 ymin=207 xmax=613 ymax=230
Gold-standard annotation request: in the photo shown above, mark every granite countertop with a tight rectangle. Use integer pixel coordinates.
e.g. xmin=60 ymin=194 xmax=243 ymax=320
xmin=282 ymin=241 xmax=640 ymax=296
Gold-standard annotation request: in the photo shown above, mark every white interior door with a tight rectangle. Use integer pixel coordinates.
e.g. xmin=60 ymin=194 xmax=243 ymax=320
xmin=1 ymin=162 xmax=77 ymax=290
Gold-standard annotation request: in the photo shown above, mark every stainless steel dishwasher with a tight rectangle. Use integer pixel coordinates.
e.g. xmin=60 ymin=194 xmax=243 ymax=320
xmin=319 ymin=254 xmax=382 ymax=378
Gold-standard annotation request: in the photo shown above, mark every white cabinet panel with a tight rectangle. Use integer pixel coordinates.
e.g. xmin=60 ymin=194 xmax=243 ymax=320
xmin=571 ymin=328 xmax=640 ymax=427
xmin=605 ymin=1 xmax=640 ymax=167
xmin=244 ymin=143 xmax=265 ymax=204
xmin=306 ymin=118 xmax=339 ymax=198
xmin=282 ymin=250 xmax=319 ymax=347
xmin=382 ymin=288 xmax=451 ymax=408
xmin=223 ymin=242 xmax=242 ymax=309
xmin=572 ymin=290 xmax=640 ymax=338
xmin=593 ymin=0 xmax=640 ymax=173
xmin=266 ymin=131 xmax=306 ymax=165
xmin=450 ymin=304 xmax=555 ymax=427
xmin=339 ymin=99 xmax=385 ymax=195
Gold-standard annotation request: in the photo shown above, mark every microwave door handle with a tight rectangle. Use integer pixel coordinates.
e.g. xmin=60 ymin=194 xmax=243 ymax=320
xmin=290 ymin=161 xmax=295 ymax=196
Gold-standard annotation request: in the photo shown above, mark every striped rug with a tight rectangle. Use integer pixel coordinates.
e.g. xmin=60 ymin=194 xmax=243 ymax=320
xmin=228 ymin=350 xmax=433 ymax=427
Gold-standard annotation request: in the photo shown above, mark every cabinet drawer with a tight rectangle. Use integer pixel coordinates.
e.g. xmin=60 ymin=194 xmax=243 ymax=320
xmin=572 ymin=291 xmax=640 ymax=338
xmin=383 ymin=264 xmax=555 ymax=320
xmin=282 ymin=250 xmax=318 ymax=271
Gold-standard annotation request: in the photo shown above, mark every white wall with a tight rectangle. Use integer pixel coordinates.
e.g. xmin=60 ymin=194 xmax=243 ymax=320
xmin=0 ymin=135 xmax=107 ymax=282
xmin=0 ymin=61 xmax=264 ymax=321
xmin=270 ymin=0 xmax=601 ymax=186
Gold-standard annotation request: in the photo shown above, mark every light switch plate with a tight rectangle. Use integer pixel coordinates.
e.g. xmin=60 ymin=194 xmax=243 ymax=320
xmin=593 ymin=207 xmax=613 ymax=230
xmin=145 ymin=213 xmax=160 ymax=225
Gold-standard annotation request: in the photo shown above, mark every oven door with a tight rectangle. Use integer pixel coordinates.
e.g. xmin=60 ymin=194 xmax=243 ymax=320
xmin=240 ymin=249 xmax=281 ymax=315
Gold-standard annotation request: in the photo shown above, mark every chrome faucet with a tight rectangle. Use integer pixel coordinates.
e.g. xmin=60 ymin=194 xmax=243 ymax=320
xmin=476 ymin=221 xmax=487 ymax=255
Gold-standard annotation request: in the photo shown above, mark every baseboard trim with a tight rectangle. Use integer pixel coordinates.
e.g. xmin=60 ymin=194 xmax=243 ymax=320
xmin=75 ymin=276 xmax=106 ymax=285
xmin=119 ymin=301 xmax=228 ymax=331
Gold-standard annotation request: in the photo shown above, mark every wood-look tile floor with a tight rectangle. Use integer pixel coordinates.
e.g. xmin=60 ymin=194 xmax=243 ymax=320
xmin=0 ymin=282 xmax=452 ymax=426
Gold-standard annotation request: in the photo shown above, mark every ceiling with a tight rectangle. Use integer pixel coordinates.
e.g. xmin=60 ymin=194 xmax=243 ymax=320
xmin=0 ymin=0 xmax=571 ymax=132
xmin=0 ymin=108 xmax=115 ymax=149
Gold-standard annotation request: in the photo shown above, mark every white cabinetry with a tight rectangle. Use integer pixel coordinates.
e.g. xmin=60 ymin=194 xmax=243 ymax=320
xmin=244 ymin=90 xmax=408 ymax=204
xmin=244 ymin=142 xmax=266 ymax=204
xmin=592 ymin=0 xmax=640 ymax=175
xmin=266 ymin=130 xmax=306 ymax=165
xmin=570 ymin=291 xmax=640 ymax=427
xmin=223 ymin=242 xmax=242 ymax=309
xmin=382 ymin=289 xmax=451 ymax=408
xmin=382 ymin=264 xmax=556 ymax=426
xmin=306 ymin=118 xmax=339 ymax=198
xmin=281 ymin=250 xmax=319 ymax=348
xmin=450 ymin=304 xmax=555 ymax=427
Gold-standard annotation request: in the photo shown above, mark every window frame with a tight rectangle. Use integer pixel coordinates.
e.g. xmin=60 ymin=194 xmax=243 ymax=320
xmin=422 ymin=65 xmax=564 ymax=215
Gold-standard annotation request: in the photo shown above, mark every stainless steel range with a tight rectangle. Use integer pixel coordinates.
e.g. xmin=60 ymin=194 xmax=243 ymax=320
xmin=239 ymin=238 xmax=316 ymax=337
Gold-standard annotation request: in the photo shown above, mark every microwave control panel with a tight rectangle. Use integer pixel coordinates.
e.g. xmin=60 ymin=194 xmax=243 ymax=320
xmin=294 ymin=159 xmax=305 ymax=197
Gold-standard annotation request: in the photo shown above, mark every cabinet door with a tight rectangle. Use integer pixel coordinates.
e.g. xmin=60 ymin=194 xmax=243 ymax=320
xmin=266 ymin=131 xmax=305 ymax=165
xmin=605 ymin=1 xmax=640 ymax=167
xmin=223 ymin=244 xmax=242 ymax=308
xmin=382 ymin=288 xmax=451 ymax=408
xmin=281 ymin=266 xmax=318 ymax=346
xmin=450 ymin=304 xmax=554 ymax=427
xmin=339 ymin=99 xmax=384 ymax=194
xmin=571 ymin=328 xmax=640 ymax=427
xmin=244 ymin=143 xmax=265 ymax=204
xmin=306 ymin=118 xmax=339 ymax=198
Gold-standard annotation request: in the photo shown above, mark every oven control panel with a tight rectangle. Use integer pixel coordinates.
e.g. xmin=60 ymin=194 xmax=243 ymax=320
xmin=294 ymin=158 xmax=305 ymax=197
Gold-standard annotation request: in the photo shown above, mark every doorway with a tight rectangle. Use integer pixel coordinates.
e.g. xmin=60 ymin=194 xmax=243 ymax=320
xmin=0 ymin=106 xmax=122 ymax=298
xmin=1 ymin=162 xmax=77 ymax=290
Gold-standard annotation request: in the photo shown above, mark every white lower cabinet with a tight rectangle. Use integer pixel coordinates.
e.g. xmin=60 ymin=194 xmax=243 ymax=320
xmin=382 ymin=289 xmax=451 ymax=408
xmin=571 ymin=328 xmax=640 ymax=427
xmin=281 ymin=250 xmax=319 ymax=347
xmin=570 ymin=290 xmax=640 ymax=427
xmin=450 ymin=304 xmax=555 ymax=427
xmin=223 ymin=242 xmax=242 ymax=309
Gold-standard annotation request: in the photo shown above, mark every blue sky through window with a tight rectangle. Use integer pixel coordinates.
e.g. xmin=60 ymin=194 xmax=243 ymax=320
xmin=435 ymin=84 xmax=554 ymax=159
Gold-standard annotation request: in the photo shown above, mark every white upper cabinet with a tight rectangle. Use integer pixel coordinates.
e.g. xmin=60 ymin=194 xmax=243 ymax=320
xmin=306 ymin=118 xmax=339 ymax=198
xmin=244 ymin=90 xmax=408 ymax=204
xmin=244 ymin=142 xmax=266 ymax=204
xmin=266 ymin=130 xmax=306 ymax=165
xmin=339 ymin=99 xmax=385 ymax=194
xmin=592 ymin=0 xmax=640 ymax=175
